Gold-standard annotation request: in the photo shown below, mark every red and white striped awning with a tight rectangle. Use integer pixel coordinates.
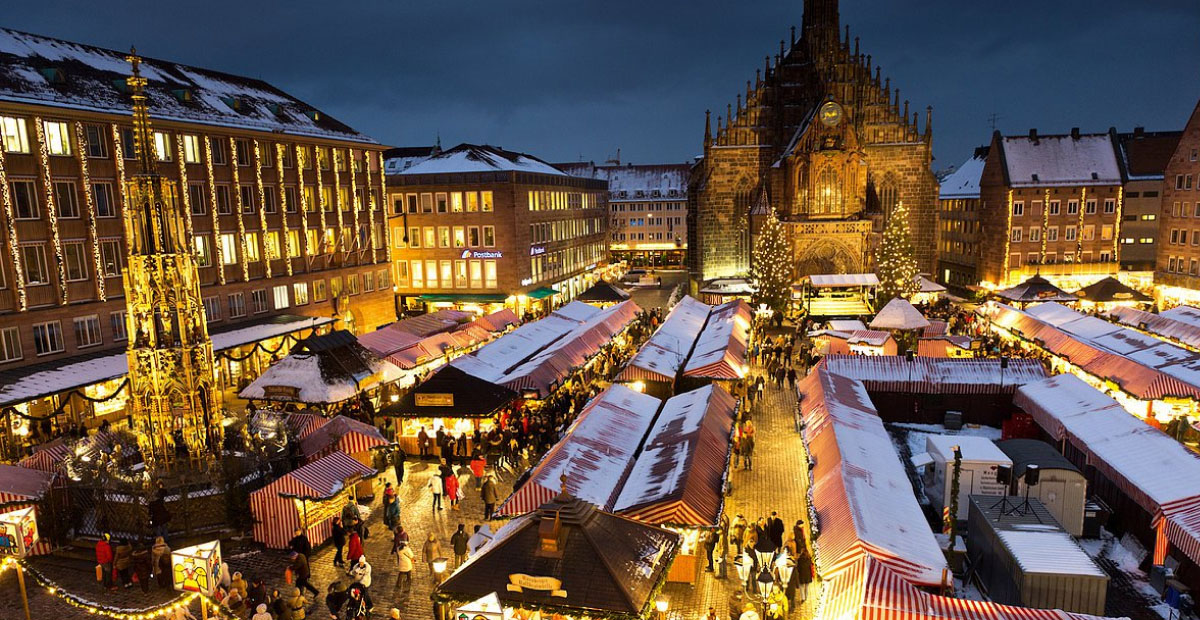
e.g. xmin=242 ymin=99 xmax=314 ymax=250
xmin=250 ymin=451 xmax=376 ymax=549
xmin=819 ymin=355 xmax=1047 ymax=395
xmin=1154 ymin=496 xmax=1200 ymax=567
xmin=17 ymin=439 xmax=71 ymax=473
xmin=299 ymin=415 xmax=389 ymax=461
xmin=285 ymin=413 xmax=330 ymax=442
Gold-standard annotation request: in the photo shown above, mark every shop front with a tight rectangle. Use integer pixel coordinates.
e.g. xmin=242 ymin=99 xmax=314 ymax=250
xmin=249 ymin=451 xmax=377 ymax=549
xmin=379 ymin=365 xmax=514 ymax=456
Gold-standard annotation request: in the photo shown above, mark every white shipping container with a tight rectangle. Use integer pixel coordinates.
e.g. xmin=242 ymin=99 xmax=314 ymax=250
xmin=919 ymin=435 xmax=1012 ymax=520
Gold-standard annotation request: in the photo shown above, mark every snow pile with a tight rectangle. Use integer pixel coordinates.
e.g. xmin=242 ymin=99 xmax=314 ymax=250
xmin=938 ymin=150 xmax=986 ymax=200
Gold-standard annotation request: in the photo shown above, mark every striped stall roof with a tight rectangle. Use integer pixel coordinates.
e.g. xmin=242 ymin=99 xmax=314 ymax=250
xmin=17 ymin=438 xmax=71 ymax=473
xmin=683 ymin=299 xmax=751 ymax=379
xmin=0 ymin=464 xmax=55 ymax=501
xmin=819 ymin=355 xmax=1047 ymax=395
xmin=1109 ymin=306 xmax=1200 ymax=350
xmin=299 ymin=415 xmax=389 ymax=461
xmin=618 ymin=296 xmax=712 ymax=385
xmin=250 ymin=451 xmax=376 ymax=549
xmin=284 ymin=413 xmax=330 ymax=442
xmin=473 ymin=309 xmax=520 ymax=333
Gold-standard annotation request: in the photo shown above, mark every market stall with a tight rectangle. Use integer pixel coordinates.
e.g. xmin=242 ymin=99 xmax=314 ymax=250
xmin=378 ymin=365 xmax=515 ymax=455
xmin=810 ymin=329 xmax=897 ymax=356
xmin=1108 ymin=306 xmax=1200 ymax=351
xmin=298 ymin=414 xmax=390 ymax=481
xmin=797 ymin=273 xmax=878 ymax=318
xmin=616 ymin=296 xmax=711 ymax=397
xmin=575 ymin=281 xmax=632 ymax=307
xmin=435 ymin=491 xmax=680 ymax=620
xmin=240 ymin=330 xmax=399 ymax=411
xmin=912 ymin=275 xmax=947 ymax=306
xmin=681 ymin=299 xmax=751 ymax=386
xmin=1072 ymin=276 xmax=1152 ymax=310
xmin=249 ymin=451 xmax=376 ymax=549
xmin=0 ymin=464 xmax=56 ymax=556
xmin=993 ymin=274 xmax=1078 ymax=307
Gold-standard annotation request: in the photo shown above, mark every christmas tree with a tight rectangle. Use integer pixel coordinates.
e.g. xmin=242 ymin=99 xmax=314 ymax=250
xmin=875 ymin=200 xmax=919 ymax=308
xmin=750 ymin=209 xmax=792 ymax=321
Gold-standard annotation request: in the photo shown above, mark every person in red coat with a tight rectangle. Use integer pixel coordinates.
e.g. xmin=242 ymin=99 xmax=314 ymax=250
xmin=445 ymin=472 xmax=461 ymax=511
xmin=347 ymin=531 xmax=365 ymax=567
xmin=95 ymin=534 xmax=115 ymax=590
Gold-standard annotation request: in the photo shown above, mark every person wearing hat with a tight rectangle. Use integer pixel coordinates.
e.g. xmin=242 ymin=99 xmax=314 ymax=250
xmin=288 ymin=586 xmax=308 ymax=620
xmin=251 ymin=603 xmax=273 ymax=620
xmin=95 ymin=533 xmax=115 ymax=591
xmin=289 ymin=550 xmax=319 ymax=597
xmin=349 ymin=554 xmax=373 ymax=589
xmin=325 ymin=582 xmax=348 ymax=619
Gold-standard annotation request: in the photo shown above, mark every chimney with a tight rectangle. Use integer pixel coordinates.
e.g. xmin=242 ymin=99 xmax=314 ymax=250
xmin=1134 ymin=126 xmax=1145 ymax=138
xmin=537 ymin=509 xmax=565 ymax=557
xmin=1070 ymin=127 xmax=1080 ymax=140
xmin=1029 ymin=128 xmax=1038 ymax=141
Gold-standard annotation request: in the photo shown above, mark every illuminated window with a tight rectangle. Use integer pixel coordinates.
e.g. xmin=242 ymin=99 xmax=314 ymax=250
xmin=153 ymin=131 xmax=172 ymax=161
xmin=0 ymin=116 xmax=30 ymax=153
xmin=303 ymin=187 xmax=316 ymax=212
xmin=481 ymin=191 xmax=493 ymax=212
xmin=347 ymin=274 xmax=359 ymax=295
xmin=293 ymin=282 xmax=309 ymax=305
xmin=423 ymin=227 xmax=436 ymax=248
xmin=451 ymin=192 xmax=464 ymax=212
xmin=287 ymin=230 xmax=300 ymax=257
xmin=455 ymin=260 xmax=468 ymax=288
xmin=425 ymin=260 xmax=438 ymax=287
xmin=484 ymin=260 xmax=498 ymax=288
xmin=440 ymin=260 xmax=452 ymax=288
xmin=194 ymin=235 xmax=213 ymax=268
xmin=313 ymin=279 xmax=327 ymax=302
xmin=306 ymin=229 xmax=319 ymax=255
xmin=396 ymin=261 xmax=409 ymax=287
xmin=408 ymin=227 xmax=421 ymax=248
xmin=272 ymin=285 xmax=289 ymax=309
xmin=466 ymin=192 xmax=478 ymax=212
xmin=411 ymin=261 xmax=424 ymax=288
xmin=438 ymin=226 xmax=450 ymax=248
xmin=42 ymin=120 xmax=71 ymax=155
xmin=363 ymin=271 xmax=375 ymax=292
xmin=469 ymin=259 xmax=482 ymax=288
xmin=813 ymin=167 xmax=840 ymax=215
xmin=453 ymin=226 xmax=466 ymax=248
xmin=245 ymin=233 xmax=261 ymax=262
xmin=483 ymin=226 xmax=495 ymax=247
xmin=265 ymin=231 xmax=280 ymax=259
xmin=182 ymin=135 xmax=200 ymax=164
xmin=219 ymin=234 xmax=238 ymax=265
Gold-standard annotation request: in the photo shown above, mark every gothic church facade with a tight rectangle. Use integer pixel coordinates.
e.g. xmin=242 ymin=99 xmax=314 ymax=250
xmin=687 ymin=0 xmax=938 ymax=285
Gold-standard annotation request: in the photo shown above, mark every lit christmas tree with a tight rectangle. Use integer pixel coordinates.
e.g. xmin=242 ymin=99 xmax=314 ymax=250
xmin=875 ymin=200 xmax=919 ymax=308
xmin=750 ymin=209 xmax=792 ymax=322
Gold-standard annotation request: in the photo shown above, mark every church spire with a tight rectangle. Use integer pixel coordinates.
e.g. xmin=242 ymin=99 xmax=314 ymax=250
xmin=125 ymin=48 xmax=156 ymax=177
xmin=802 ymin=0 xmax=840 ymax=51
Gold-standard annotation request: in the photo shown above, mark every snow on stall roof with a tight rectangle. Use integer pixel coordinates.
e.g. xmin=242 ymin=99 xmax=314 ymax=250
xmin=1109 ymin=306 xmax=1200 ymax=350
xmin=826 ymin=320 xmax=867 ymax=331
xmin=239 ymin=354 xmax=365 ymax=404
xmin=683 ymin=300 xmax=750 ymax=378
xmin=210 ymin=315 xmax=336 ymax=351
xmin=1161 ymin=305 xmax=1200 ymax=329
xmin=809 ymin=273 xmax=879 ymax=287
xmin=938 ymin=149 xmax=987 ymax=199
xmin=552 ymin=300 xmax=603 ymax=322
xmin=996 ymin=529 xmax=1107 ymax=577
xmin=923 ymin=434 xmax=1010 ymax=464
xmin=1001 ymin=134 xmax=1122 ymax=187
xmin=819 ymin=355 xmax=1047 ymax=394
xmin=450 ymin=313 xmax=582 ymax=382
xmin=621 ymin=296 xmax=711 ymax=382
xmin=397 ymin=143 xmax=566 ymax=177
xmin=869 ymin=298 xmax=930 ymax=331
xmin=0 ymin=28 xmax=374 ymax=143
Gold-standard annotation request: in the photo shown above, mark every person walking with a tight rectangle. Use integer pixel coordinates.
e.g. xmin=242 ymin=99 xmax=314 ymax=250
xmin=393 ymin=541 xmax=414 ymax=590
xmin=287 ymin=587 xmax=307 ymax=620
xmin=393 ymin=448 xmax=406 ymax=484
xmin=331 ymin=516 xmax=347 ymax=568
xmin=740 ymin=432 xmax=755 ymax=471
xmin=481 ymin=473 xmax=499 ymax=519
xmin=383 ymin=488 xmax=400 ymax=530
xmin=95 ymin=533 xmax=115 ymax=591
xmin=423 ymin=532 xmax=443 ymax=574
xmin=470 ymin=453 xmax=486 ymax=490
xmin=429 ymin=474 xmax=444 ymax=512
xmin=289 ymin=550 xmax=319 ymax=597
xmin=113 ymin=538 xmax=133 ymax=588
xmin=152 ymin=537 xmax=172 ymax=589
xmin=450 ymin=524 xmax=469 ymax=567
xmin=417 ymin=427 xmax=431 ymax=460
xmin=446 ymin=470 xmax=461 ymax=511
xmin=347 ymin=530 xmax=365 ymax=566
xmin=290 ymin=528 xmax=313 ymax=559
xmin=767 ymin=512 xmax=785 ymax=549
xmin=251 ymin=603 xmax=272 ymax=620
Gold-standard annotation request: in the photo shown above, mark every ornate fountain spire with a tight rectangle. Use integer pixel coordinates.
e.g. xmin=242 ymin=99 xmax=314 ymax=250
xmin=125 ymin=48 xmax=157 ymax=177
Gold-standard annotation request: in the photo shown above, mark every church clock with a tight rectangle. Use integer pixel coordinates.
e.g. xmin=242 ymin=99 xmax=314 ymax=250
xmin=819 ymin=101 xmax=843 ymax=127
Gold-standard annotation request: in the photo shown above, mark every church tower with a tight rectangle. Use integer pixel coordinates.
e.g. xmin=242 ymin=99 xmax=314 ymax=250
xmin=687 ymin=0 xmax=939 ymax=287
xmin=121 ymin=50 xmax=221 ymax=466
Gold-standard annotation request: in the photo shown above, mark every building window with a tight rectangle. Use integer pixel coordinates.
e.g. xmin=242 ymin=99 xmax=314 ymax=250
xmin=1047 ymin=200 xmax=1060 ymax=215
xmin=109 ymin=311 xmax=128 ymax=342
xmin=210 ymin=136 xmax=228 ymax=165
xmin=313 ymin=279 xmax=327 ymax=302
xmin=194 ymin=235 xmax=213 ymax=267
xmin=468 ymin=226 xmax=480 ymax=247
xmin=1012 ymin=201 xmax=1024 ymax=217
xmin=287 ymin=230 xmax=300 ymax=257
xmin=265 ymin=231 xmax=280 ymax=260
xmin=93 ymin=182 xmax=116 ymax=218
xmin=305 ymin=229 xmax=319 ymax=255
xmin=484 ymin=260 xmax=497 ymax=288
xmin=1193 ymin=230 xmax=1200 ymax=246
xmin=228 ymin=292 xmax=247 ymax=318
xmin=330 ymin=276 xmax=343 ymax=297
xmin=438 ymin=226 xmax=450 ymax=248
xmin=411 ymin=261 xmax=424 ymax=288
xmin=396 ymin=261 xmax=410 ymax=287
xmin=1065 ymin=226 xmax=1077 ymax=241
xmin=434 ymin=192 xmax=448 ymax=213
xmin=189 ymin=183 xmax=207 ymax=216
xmin=245 ymin=233 xmax=261 ymax=262
xmin=0 ymin=327 xmax=22 ymax=363
xmin=20 ymin=244 xmax=49 ymax=285
xmin=347 ymin=274 xmax=360 ymax=296
xmin=303 ymin=187 xmax=316 ymax=212
xmin=203 ymin=297 xmax=221 ymax=321
xmin=280 ymin=146 xmax=293 ymax=168
xmin=469 ymin=260 xmax=482 ymax=288
xmin=1172 ymin=229 xmax=1180 ymax=245
xmin=1010 ymin=229 xmax=1022 ymax=242
xmin=153 ymin=131 xmax=171 ymax=161
xmin=1084 ymin=199 xmax=1096 ymax=215
xmin=182 ymin=135 xmax=201 ymax=163
xmin=55 ymin=182 xmax=79 ymax=218
xmin=216 ymin=186 xmax=232 ymax=215
xmin=0 ymin=116 xmax=30 ymax=153
xmin=73 ymin=315 xmax=103 ymax=349
xmin=1101 ymin=225 xmax=1113 ymax=241
xmin=392 ymin=227 xmax=406 ymax=249
xmin=1046 ymin=227 xmax=1058 ymax=241
xmin=272 ymin=285 xmax=289 ymax=309
xmin=321 ymin=188 xmax=333 ymax=212
xmin=425 ymin=260 xmax=438 ymax=287
xmin=219 ymin=234 xmax=238 ymax=265
xmin=1082 ymin=225 xmax=1094 ymax=241
xmin=364 ymin=271 xmax=375 ymax=292
xmin=483 ymin=226 xmax=495 ymax=247
xmin=235 ymin=140 xmax=251 ymax=166
xmin=453 ymin=226 xmax=466 ymax=248
xmin=84 ymin=124 xmax=107 ymax=158
xmin=63 ymin=241 xmax=88 ymax=281
xmin=260 ymin=144 xmax=274 ymax=168
xmin=1029 ymin=227 xmax=1041 ymax=242
xmin=42 ymin=121 xmax=71 ymax=155
xmin=455 ymin=260 xmax=468 ymax=288
xmin=1104 ymin=198 xmax=1116 ymax=214
xmin=293 ymin=282 xmax=309 ymax=305
xmin=240 ymin=185 xmax=256 ymax=214
xmin=100 ymin=239 xmax=123 ymax=276
xmin=285 ymin=187 xmax=298 ymax=213
xmin=11 ymin=181 xmax=39 ymax=219
xmin=439 ymin=260 xmax=452 ymax=289
xmin=482 ymin=191 xmax=493 ymax=212
xmin=120 ymin=128 xmax=135 ymax=159
xmin=32 ymin=321 xmax=64 ymax=355
xmin=419 ymin=193 xmax=433 ymax=213
xmin=1067 ymin=200 xmax=1079 ymax=215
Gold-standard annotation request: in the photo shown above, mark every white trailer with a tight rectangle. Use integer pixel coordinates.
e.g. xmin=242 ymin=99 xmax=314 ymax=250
xmin=918 ymin=434 xmax=1012 ymax=521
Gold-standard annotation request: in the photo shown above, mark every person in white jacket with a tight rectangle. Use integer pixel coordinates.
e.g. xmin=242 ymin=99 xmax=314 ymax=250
xmin=250 ymin=603 xmax=272 ymax=620
xmin=394 ymin=541 xmax=414 ymax=589
xmin=350 ymin=555 xmax=373 ymax=589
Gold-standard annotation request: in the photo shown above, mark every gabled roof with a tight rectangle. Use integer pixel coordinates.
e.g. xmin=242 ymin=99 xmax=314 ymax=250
xmin=575 ymin=281 xmax=632 ymax=303
xmin=382 ymin=365 xmax=516 ymax=418
xmin=1116 ymin=129 xmax=1182 ymax=180
xmin=869 ymin=298 xmax=930 ymax=330
xmin=0 ymin=28 xmax=374 ymax=143
xmin=397 ymin=143 xmax=566 ymax=177
xmin=1072 ymin=276 xmax=1152 ymax=303
xmin=938 ymin=146 xmax=987 ymax=200
xmin=998 ymin=133 xmax=1121 ymax=187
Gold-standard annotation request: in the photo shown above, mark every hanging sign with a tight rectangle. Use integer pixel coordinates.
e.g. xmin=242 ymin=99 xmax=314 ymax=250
xmin=507 ymin=573 xmax=567 ymax=597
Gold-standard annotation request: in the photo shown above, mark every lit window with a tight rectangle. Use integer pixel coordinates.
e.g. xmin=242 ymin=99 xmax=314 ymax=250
xmin=183 ymin=135 xmax=201 ymax=163
xmin=484 ymin=260 xmax=498 ymax=288
xmin=411 ymin=261 xmax=424 ymax=288
xmin=0 ymin=116 xmax=29 ymax=153
xmin=287 ymin=230 xmax=300 ymax=257
xmin=265 ymin=231 xmax=281 ymax=260
xmin=194 ymin=235 xmax=213 ymax=268
xmin=313 ymin=279 xmax=327 ymax=302
xmin=451 ymin=192 xmax=463 ymax=212
xmin=272 ymin=285 xmax=289 ymax=310
xmin=438 ymin=226 xmax=450 ymax=248
xmin=455 ymin=260 xmax=468 ymax=288
xmin=153 ymin=131 xmax=171 ymax=161
xmin=219 ymin=234 xmax=238 ymax=265
xmin=483 ymin=226 xmax=495 ymax=247
xmin=469 ymin=260 xmax=482 ymax=288
xmin=42 ymin=120 xmax=71 ymax=155
xmin=293 ymin=282 xmax=309 ymax=305
xmin=245 ymin=233 xmax=261 ymax=262
xmin=453 ymin=226 xmax=466 ymax=248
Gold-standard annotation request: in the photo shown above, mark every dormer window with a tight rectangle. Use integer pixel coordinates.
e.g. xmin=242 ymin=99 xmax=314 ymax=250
xmin=171 ymin=88 xmax=194 ymax=103
xmin=111 ymin=79 xmax=130 ymax=94
xmin=221 ymin=96 xmax=242 ymax=111
xmin=536 ymin=510 xmax=565 ymax=558
xmin=39 ymin=67 xmax=65 ymax=85
xmin=305 ymin=110 xmax=321 ymax=122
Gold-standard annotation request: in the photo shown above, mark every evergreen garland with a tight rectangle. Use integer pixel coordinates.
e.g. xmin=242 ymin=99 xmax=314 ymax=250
xmin=750 ymin=209 xmax=792 ymax=320
xmin=874 ymin=200 xmax=919 ymax=308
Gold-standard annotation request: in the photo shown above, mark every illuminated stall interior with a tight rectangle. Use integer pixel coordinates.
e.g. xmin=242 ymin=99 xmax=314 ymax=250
xmin=795 ymin=273 xmax=878 ymax=318
xmin=379 ymin=365 xmax=515 ymax=454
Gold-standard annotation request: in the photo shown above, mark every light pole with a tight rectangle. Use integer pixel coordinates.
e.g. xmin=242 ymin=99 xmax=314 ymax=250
xmin=655 ymin=597 xmax=669 ymax=620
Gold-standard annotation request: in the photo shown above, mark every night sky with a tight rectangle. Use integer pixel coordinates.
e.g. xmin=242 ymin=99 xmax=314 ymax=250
xmin=6 ymin=1 xmax=1199 ymax=171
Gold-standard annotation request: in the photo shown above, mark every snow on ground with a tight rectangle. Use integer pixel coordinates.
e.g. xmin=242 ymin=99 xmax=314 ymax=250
xmin=1077 ymin=528 xmax=1173 ymax=619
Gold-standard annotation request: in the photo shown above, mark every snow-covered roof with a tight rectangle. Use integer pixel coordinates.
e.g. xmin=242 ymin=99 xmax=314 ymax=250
xmin=996 ymin=529 xmax=1107 ymax=577
xmin=938 ymin=149 xmax=987 ymax=199
xmin=916 ymin=275 xmax=946 ymax=293
xmin=869 ymin=298 xmax=930 ymax=331
xmin=210 ymin=315 xmax=336 ymax=351
xmin=383 ymin=146 xmax=437 ymax=174
xmin=826 ymin=320 xmax=867 ymax=331
xmin=0 ymin=28 xmax=374 ymax=143
xmin=819 ymin=355 xmax=1047 ymax=394
xmin=1161 ymin=305 xmax=1200 ymax=329
xmin=397 ymin=143 xmax=565 ymax=177
xmin=923 ymin=434 xmax=1010 ymax=464
xmin=556 ymin=162 xmax=690 ymax=199
xmin=809 ymin=273 xmax=879 ymax=288
xmin=683 ymin=300 xmax=751 ymax=379
xmin=999 ymin=134 xmax=1121 ymax=187
xmin=1112 ymin=306 xmax=1200 ymax=350
xmin=619 ymin=296 xmax=711 ymax=383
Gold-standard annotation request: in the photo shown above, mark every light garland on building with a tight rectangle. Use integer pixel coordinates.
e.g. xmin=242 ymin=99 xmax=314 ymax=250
xmin=364 ymin=150 xmax=377 ymax=263
xmin=378 ymin=151 xmax=390 ymax=265
xmin=111 ymin=124 xmax=132 ymax=275
xmin=332 ymin=149 xmax=345 ymax=254
xmin=74 ymin=121 xmax=107 ymax=302
xmin=252 ymin=139 xmax=271 ymax=278
xmin=1001 ymin=189 xmax=1013 ymax=282
xmin=33 ymin=117 xmax=69 ymax=305
xmin=1112 ymin=186 xmax=1124 ymax=259
xmin=315 ymin=149 xmax=328 ymax=254
xmin=349 ymin=148 xmax=361 ymax=255
xmin=1040 ymin=188 xmax=1050 ymax=263
xmin=0 ymin=147 xmax=27 ymax=310
xmin=1076 ymin=187 xmax=1087 ymax=262
xmin=228 ymin=136 xmax=250 ymax=281
xmin=275 ymin=143 xmax=293 ymax=276
xmin=294 ymin=144 xmax=311 ymax=261
xmin=175 ymin=135 xmax=195 ymax=242
xmin=203 ymin=136 xmax=225 ymax=286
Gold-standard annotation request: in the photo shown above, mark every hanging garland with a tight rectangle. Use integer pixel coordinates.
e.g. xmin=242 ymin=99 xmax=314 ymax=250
xmin=1 ymin=377 xmax=130 ymax=421
xmin=215 ymin=332 xmax=299 ymax=363
xmin=0 ymin=145 xmax=27 ymax=310
xmin=32 ymin=117 xmax=69 ymax=305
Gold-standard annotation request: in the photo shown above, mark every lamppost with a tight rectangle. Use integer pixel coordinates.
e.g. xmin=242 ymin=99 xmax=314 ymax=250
xmin=655 ymin=597 xmax=669 ymax=620
xmin=432 ymin=556 xmax=449 ymax=585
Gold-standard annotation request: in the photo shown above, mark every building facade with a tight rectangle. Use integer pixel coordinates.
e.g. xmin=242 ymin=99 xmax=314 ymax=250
xmin=0 ymin=29 xmax=393 ymax=451
xmin=936 ymin=147 xmax=987 ymax=291
xmin=1115 ymin=128 xmax=1179 ymax=274
xmin=556 ymin=162 xmax=690 ymax=268
xmin=687 ymin=0 xmax=938 ymax=288
xmin=1156 ymin=100 xmax=1200 ymax=304
xmin=978 ymin=129 xmax=1124 ymax=289
xmin=387 ymin=144 xmax=609 ymax=318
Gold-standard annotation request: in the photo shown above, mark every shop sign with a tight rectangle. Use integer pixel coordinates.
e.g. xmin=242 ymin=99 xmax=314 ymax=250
xmin=507 ymin=573 xmax=567 ymax=597
xmin=415 ymin=393 xmax=455 ymax=407
xmin=529 ymin=246 xmax=547 ymax=256
xmin=462 ymin=250 xmax=503 ymax=259
xmin=0 ymin=507 xmax=38 ymax=558
xmin=171 ymin=540 xmax=222 ymax=594
xmin=263 ymin=385 xmax=302 ymax=401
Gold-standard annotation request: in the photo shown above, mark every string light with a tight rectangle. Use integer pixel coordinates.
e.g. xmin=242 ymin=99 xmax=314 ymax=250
xmin=749 ymin=208 xmax=791 ymax=317
xmin=1076 ymin=187 xmax=1087 ymax=262
xmin=365 ymin=149 xmax=377 ymax=263
xmin=0 ymin=146 xmax=27 ymax=310
xmin=1040 ymin=189 xmax=1050 ymax=263
xmin=874 ymin=200 xmax=919 ymax=303
xmin=252 ymin=139 xmax=271 ymax=278
xmin=379 ymin=152 xmax=390 ymax=265
xmin=1113 ymin=186 xmax=1124 ymax=260
xmin=175 ymin=134 xmax=195 ymax=242
xmin=294 ymin=144 xmax=312 ymax=260
xmin=203 ymin=136 xmax=225 ymax=286
xmin=73 ymin=121 xmax=106 ymax=301
xmin=228 ymin=137 xmax=250 ymax=282
xmin=111 ymin=123 xmax=132 ymax=277
xmin=315 ymin=148 xmax=328 ymax=254
xmin=275 ymin=143 xmax=293 ymax=276
xmin=1001 ymin=189 xmax=1013 ymax=284
xmin=349 ymin=148 xmax=361 ymax=256
xmin=333 ymin=148 xmax=345 ymax=255
xmin=33 ymin=117 xmax=69 ymax=305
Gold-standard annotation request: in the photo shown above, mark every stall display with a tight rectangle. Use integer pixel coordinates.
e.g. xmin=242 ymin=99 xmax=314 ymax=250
xmin=379 ymin=366 xmax=513 ymax=455
xmin=0 ymin=507 xmax=38 ymax=557
xmin=249 ymin=451 xmax=377 ymax=549
xmin=171 ymin=540 xmax=222 ymax=595
xmin=0 ymin=464 xmax=55 ymax=556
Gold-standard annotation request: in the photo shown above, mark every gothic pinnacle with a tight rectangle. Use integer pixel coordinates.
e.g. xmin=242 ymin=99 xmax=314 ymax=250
xmin=925 ymin=105 xmax=933 ymax=138
xmin=791 ymin=25 xmax=796 ymax=46
xmin=854 ymin=36 xmax=860 ymax=59
xmin=903 ymin=100 xmax=909 ymax=124
xmin=704 ymin=109 xmax=712 ymax=145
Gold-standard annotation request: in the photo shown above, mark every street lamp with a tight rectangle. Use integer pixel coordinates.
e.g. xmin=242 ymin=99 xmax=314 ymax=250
xmin=655 ymin=597 xmax=669 ymax=620
xmin=734 ymin=552 xmax=751 ymax=599
xmin=774 ymin=552 xmax=795 ymax=588
xmin=432 ymin=557 xmax=449 ymax=585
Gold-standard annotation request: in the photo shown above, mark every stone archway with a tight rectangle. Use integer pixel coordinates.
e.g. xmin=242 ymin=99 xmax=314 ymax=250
xmin=794 ymin=237 xmax=861 ymax=277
